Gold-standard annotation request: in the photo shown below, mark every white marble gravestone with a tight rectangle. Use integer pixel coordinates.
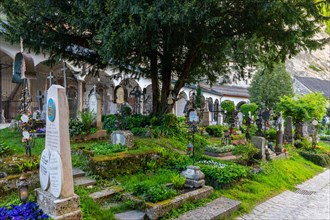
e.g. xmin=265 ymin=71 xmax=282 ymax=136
xmin=89 ymin=93 xmax=97 ymax=114
xmin=89 ymin=91 xmax=102 ymax=129
xmin=36 ymin=85 xmax=82 ymax=220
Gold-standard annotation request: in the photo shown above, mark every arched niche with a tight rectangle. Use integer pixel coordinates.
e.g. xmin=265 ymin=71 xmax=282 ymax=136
xmin=176 ymin=91 xmax=188 ymax=117
xmin=12 ymin=52 xmax=36 ymax=83
xmin=236 ymin=101 xmax=247 ymax=110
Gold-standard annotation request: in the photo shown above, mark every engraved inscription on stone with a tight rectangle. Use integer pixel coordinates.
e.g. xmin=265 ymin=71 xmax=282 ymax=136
xmin=49 ymin=151 xmax=63 ymax=198
xmin=46 ymin=123 xmax=59 ymax=151
xmin=40 ymin=149 xmax=50 ymax=190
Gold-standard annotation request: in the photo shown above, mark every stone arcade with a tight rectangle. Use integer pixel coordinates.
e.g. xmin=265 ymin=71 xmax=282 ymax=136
xmin=35 ymin=85 xmax=82 ymax=220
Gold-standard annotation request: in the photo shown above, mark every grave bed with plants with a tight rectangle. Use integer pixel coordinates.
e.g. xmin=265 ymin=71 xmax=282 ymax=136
xmin=2 ymin=114 xmax=330 ymax=220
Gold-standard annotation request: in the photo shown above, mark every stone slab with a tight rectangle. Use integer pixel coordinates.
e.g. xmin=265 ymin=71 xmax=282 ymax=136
xmin=173 ymin=197 xmax=241 ymax=220
xmin=252 ymin=136 xmax=266 ymax=160
xmin=115 ymin=210 xmax=145 ymax=220
xmin=72 ymin=168 xmax=85 ymax=178
xmin=111 ymin=130 xmax=134 ymax=148
xmin=73 ymin=176 xmax=96 ymax=187
xmin=184 ymin=179 xmax=205 ymax=188
xmin=145 ymin=185 xmax=213 ymax=220
xmin=89 ymin=187 xmax=123 ymax=202
xmin=35 ymin=188 xmax=82 ymax=220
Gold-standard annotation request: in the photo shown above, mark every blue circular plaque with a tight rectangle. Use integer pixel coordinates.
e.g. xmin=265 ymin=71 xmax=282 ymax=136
xmin=48 ymin=98 xmax=56 ymax=122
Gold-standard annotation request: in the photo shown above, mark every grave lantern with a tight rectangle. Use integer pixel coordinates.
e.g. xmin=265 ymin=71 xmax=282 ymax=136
xmin=187 ymin=142 xmax=193 ymax=153
xmin=17 ymin=173 xmax=29 ymax=203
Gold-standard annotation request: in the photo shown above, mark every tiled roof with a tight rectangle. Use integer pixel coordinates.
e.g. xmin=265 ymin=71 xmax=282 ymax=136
xmin=295 ymin=76 xmax=330 ymax=98
xmin=201 ymin=84 xmax=250 ymax=98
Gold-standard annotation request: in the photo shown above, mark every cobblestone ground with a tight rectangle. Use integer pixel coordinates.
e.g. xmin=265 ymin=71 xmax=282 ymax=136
xmin=238 ymin=169 xmax=330 ymax=220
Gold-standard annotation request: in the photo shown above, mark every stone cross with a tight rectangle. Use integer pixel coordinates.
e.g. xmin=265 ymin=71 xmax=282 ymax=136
xmin=47 ymin=72 xmax=54 ymax=87
xmin=36 ymin=85 xmax=82 ymax=219
xmin=36 ymin=90 xmax=43 ymax=112
xmin=93 ymin=84 xmax=97 ymax=94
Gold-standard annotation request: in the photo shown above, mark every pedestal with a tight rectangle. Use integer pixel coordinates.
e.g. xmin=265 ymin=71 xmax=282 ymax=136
xmin=35 ymin=188 xmax=82 ymax=220
xmin=181 ymin=166 xmax=205 ymax=188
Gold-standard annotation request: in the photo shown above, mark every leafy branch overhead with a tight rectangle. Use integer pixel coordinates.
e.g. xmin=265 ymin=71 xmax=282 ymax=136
xmin=1 ymin=0 xmax=329 ymax=114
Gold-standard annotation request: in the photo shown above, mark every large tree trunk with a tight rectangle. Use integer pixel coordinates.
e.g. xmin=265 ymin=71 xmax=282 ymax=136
xmin=150 ymin=51 xmax=160 ymax=115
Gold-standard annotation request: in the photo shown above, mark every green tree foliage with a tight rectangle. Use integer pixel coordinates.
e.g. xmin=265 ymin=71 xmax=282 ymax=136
xmin=221 ymin=100 xmax=235 ymax=115
xmin=240 ymin=103 xmax=258 ymax=120
xmin=249 ymin=63 xmax=293 ymax=109
xmin=1 ymin=0 xmax=329 ymax=114
xmin=195 ymin=86 xmax=203 ymax=109
xmin=278 ymin=92 xmax=327 ymax=138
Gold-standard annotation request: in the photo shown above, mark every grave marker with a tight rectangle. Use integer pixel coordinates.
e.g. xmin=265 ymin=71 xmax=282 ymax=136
xmin=284 ymin=116 xmax=293 ymax=144
xmin=89 ymin=85 xmax=102 ymax=129
xmin=35 ymin=85 xmax=82 ymax=219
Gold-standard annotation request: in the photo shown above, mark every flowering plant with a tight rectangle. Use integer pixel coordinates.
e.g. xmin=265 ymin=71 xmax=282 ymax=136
xmin=0 ymin=202 xmax=49 ymax=219
xmin=36 ymin=127 xmax=46 ymax=133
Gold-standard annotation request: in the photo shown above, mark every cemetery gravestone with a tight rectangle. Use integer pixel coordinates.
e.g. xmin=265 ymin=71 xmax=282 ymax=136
xmin=284 ymin=116 xmax=294 ymax=144
xmin=252 ymin=136 xmax=266 ymax=160
xmin=275 ymin=113 xmax=284 ymax=154
xmin=35 ymin=85 xmax=82 ymax=220
xmin=237 ymin=112 xmax=244 ymax=126
xmin=111 ymin=130 xmax=134 ymax=149
xmin=116 ymin=86 xmax=125 ymax=104
xmin=202 ymin=102 xmax=211 ymax=126
xmin=89 ymin=89 xmax=102 ymax=129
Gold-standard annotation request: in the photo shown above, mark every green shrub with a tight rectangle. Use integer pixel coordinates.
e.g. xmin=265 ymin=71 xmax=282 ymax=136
xmin=221 ymin=100 xmax=235 ymax=115
xmin=162 ymin=114 xmax=179 ymax=128
xmin=232 ymin=143 xmax=260 ymax=165
xmin=204 ymin=145 xmax=236 ymax=154
xmin=80 ymin=109 xmax=95 ymax=131
xmin=90 ymin=143 xmax=127 ymax=155
xmin=197 ymin=161 xmax=248 ymax=188
xmin=131 ymin=127 xmax=147 ymax=137
xmin=170 ymin=174 xmax=186 ymax=189
xmin=294 ymin=138 xmax=311 ymax=149
xmin=299 ymin=151 xmax=330 ymax=167
xmin=69 ymin=118 xmax=85 ymax=137
xmin=205 ymin=125 xmax=223 ymax=137
xmin=231 ymin=134 xmax=244 ymax=140
xmin=133 ymin=182 xmax=176 ymax=203
xmin=102 ymin=115 xmax=117 ymax=132
xmin=265 ymin=128 xmax=277 ymax=140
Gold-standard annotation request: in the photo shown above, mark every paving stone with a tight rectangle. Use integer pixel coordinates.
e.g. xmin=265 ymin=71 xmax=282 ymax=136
xmin=73 ymin=176 xmax=96 ymax=187
xmin=72 ymin=167 xmax=86 ymax=178
xmin=174 ymin=197 xmax=240 ymax=220
xmin=89 ymin=187 xmax=123 ymax=202
xmin=115 ymin=210 xmax=145 ymax=220
xmin=238 ymin=169 xmax=330 ymax=220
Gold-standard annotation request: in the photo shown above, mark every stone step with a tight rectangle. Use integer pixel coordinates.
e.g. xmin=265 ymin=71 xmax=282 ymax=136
xmin=73 ymin=176 xmax=96 ymax=187
xmin=72 ymin=168 xmax=86 ymax=178
xmin=89 ymin=187 xmax=123 ymax=203
xmin=115 ymin=210 xmax=146 ymax=220
xmin=173 ymin=197 xmax=241 ymax=220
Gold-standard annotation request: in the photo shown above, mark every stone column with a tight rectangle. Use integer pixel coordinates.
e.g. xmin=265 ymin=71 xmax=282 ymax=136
xmin=76 ymin=79 xmax=83 ymax=116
